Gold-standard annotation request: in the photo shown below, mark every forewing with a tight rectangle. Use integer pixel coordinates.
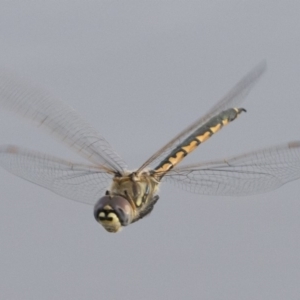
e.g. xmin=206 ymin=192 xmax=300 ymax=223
xmin=0 ymin=145 xmax=111 ymax=205
xmin=137 ymin=61 xmax=267 ymax=173
xmin=0 ymin=70 xmax=127 ymax=174
xmin=162 ymin=141 xmax=300 ymax=196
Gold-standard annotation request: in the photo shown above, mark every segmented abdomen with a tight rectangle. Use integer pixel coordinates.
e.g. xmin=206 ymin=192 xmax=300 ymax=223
xmin=153 ymin=108 xmax=246 ymax=178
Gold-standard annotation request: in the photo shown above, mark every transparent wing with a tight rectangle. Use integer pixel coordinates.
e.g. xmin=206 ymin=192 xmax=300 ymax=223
xmin=0 ymin=70 xmax=127 ymax=174
xmin=0 ymin=145 xmax=111 ymax=205
xmin=162 ymin=141 xmax=300 ymax=196
xmin=137 ymin=61 xmax=267 ymax=173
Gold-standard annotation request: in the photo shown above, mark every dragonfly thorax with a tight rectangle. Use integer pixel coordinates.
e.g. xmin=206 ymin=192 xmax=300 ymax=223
xmin=94 ymin=171 xmax=160 ymax=233
xmin=111 ymin=171 xmax=159 ymax=207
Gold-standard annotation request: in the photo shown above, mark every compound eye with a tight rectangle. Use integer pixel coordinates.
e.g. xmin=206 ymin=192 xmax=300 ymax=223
xmin=94 ymin=196 xmax=133 ymax=227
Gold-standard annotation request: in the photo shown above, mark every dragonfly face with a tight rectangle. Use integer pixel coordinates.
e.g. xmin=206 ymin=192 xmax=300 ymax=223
xmin=2 ymin=62 xmax=300 ymax=233
xmin=94 ymin=195 xmax=133 ymax=232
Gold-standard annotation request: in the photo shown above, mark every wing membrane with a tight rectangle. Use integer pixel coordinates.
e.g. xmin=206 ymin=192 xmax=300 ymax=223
xmin=0 ymin=70 xmax=127 ymax=174
xmin=137 ymin=61 xmax=267 ymax=173
xmin=0 ymin=145 xmax=111 ymax=205
xmin=162 ymin=141 xmax=300 ymax=196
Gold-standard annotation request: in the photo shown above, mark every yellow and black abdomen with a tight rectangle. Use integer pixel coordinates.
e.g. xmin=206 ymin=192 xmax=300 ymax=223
xmin=153 ymin=108 xmax=246 ymax=178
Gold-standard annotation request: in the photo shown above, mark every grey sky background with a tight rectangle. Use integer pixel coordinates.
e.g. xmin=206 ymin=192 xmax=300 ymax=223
xmin=0 ymin=1 xmax=300 ymax=299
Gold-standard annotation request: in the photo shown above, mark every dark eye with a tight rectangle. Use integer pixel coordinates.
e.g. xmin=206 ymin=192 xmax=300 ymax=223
xmin=116 ymin=207 xmax=125 ymax=219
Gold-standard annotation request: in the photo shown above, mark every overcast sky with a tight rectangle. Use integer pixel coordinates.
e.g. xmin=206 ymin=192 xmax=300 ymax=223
xmin=1 ymin=1 xmax=300 ymax=299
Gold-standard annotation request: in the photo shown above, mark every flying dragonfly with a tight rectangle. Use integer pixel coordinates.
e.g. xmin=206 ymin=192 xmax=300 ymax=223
xmin=0 ymin=62 xmax=300 ymax=233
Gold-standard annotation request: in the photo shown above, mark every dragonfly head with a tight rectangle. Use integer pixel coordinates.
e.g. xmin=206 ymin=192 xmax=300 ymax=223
xmin=94 ymin=195 xmax=134 ymax=233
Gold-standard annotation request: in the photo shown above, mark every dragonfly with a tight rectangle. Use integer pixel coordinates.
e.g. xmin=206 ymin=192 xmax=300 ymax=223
xmin=0 ymin=62 xmax=300 ymax=233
